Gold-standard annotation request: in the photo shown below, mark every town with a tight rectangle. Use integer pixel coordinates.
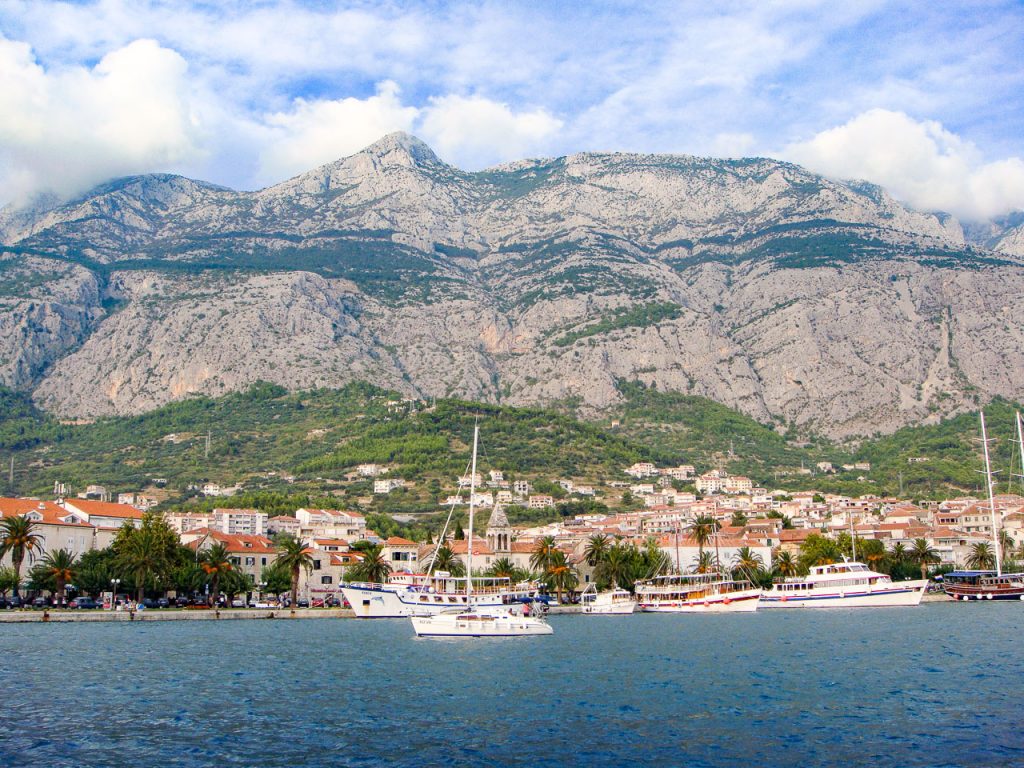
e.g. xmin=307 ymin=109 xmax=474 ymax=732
xmin=2 ymin=455 xmax=1017 ymax=610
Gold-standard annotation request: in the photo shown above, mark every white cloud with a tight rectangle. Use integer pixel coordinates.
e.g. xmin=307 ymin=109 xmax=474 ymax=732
xmin=257 ymin=81 xmax=419 ymax=183
xmin=0 ymin=37 xmax=204 ymax=202
xmin=419 ymin=95 xmax=563 ymax=169
xmin=785 ymin=109 xmax=1024 ymax=221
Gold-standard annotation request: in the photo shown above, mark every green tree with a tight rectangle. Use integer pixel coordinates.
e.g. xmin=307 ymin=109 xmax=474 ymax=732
xmin=529 ymin=535 xmax=559 ymax=573
xmin=730 ymin=511 xmax=748 ymax=527
xmin=275 ymin=535 xmax=314 ymax=608
xmin=40 ymin=548 xmax=78 ymax=603
xmin=0 ymin=566 xmax=19 ymax=596
xmin=0 ymin=515 xmax=45 ymax=597
xmin=543 ymin=550 xmax=578 ymax=604
xmin=200 ymin=542 xmax=234 ymax=606
xmin=772 ymin=550 xmax=798 ymax=578
xmin=909 ymin=538 xmax=940 ymax=579
xmin=221 ymin=569 xmax=254 ymax=604
xmin=686 ymin=515 xmax=720 ymax=562
xmin=352 ymin=543 xmax=392 ymax=584
xmin=797 ymin=534 xmax=843 ymax=573
xmin=692 ymin=550 xmax=717 ymax=574
xmin=583 ymin=533 xmax=611 ymax=567
xmin=261 ymin=562 xmax=292 ymax=596
xmin=486 ymin=557 xmax=518 ymax=579
xmin=966 ymin=541 xmax=996 ymax=570
xmin=595 ymin=542 xmax=636 ymax=590
xmin=731 ymin=546 xmax=764 ymax=582
xmin=74 ymin=549 xmax=115 ymax=596
xmin=112 ymin=513 xmax=180 ymax=601
xmin=429 ymin=544 xmax=465 ymax=577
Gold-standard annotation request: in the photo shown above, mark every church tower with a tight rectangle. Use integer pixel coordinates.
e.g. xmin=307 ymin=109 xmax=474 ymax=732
xmin=486 ymin=504 xmax=511 ymax=555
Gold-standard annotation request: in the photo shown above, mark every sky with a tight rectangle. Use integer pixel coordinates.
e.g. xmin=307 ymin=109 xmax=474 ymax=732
xmin=1 ymin=0 xmax=1023 ymax=221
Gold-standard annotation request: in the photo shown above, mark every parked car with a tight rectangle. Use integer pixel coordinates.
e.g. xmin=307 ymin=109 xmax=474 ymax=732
xmin=139 ymin=598 xmax=157 ymax=609
xmin=0 ymin=597 xmax=9 ymax=609
xmin=231 ymin=597 xmax=247 ymax=608
xmin=156 ymin=597 xmax=171 ymax=609
xmin=296 ymin=598 xmax=310 ymax=608
xmin=175 ymin=596 xmax=190 ymax=607
xmin=32 ymin=596 xmax=52 ymax=608
xmin=8 ymin=596 xmax=24 ymax=609
xmin=253 ymin=599 xmax=279 ymax=609
xmin=69 ymin=597 xmax=99 ymax=609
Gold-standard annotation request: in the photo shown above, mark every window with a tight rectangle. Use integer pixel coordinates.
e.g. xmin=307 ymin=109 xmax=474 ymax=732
xmin=245 ymin=557 xmax=255 ymax=566
xmin=261 ymin=557 xmax=267 ymax=566
xmin=321 ymin=576 xmax=333 ymax=585
xmin=313 ymin=560 xmax=321 ymax=570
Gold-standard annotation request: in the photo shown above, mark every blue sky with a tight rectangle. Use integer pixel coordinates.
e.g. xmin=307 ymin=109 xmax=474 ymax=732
xmin=1 ymin=0 xmax=1023 ymax=219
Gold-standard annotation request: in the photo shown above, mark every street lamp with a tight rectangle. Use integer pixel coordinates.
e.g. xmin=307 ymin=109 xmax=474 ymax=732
xmin=110 ymin=578 xmax=121 ymax=609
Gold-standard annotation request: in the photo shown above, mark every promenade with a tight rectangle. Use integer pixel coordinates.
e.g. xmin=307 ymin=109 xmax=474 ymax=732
xmin=0 ymin=607 xmax=355 ymax=622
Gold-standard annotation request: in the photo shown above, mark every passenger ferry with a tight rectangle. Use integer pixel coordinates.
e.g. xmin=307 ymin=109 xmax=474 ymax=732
xmin=761 ymin=561 xmax=927 ymax=608
xmin=341 ymin=571 xmax=537 ymax=618
xmin=580 ymin=584 xmax=636 ymax=614
xmin=634 ymin=573 xmax=761 ymax=612
xmin=941 ymin=570 xmax=1024 ymax=601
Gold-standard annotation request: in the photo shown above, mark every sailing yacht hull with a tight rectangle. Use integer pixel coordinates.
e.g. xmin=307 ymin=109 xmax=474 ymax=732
xmin=410 ymin=611 xmax=554 ymax=637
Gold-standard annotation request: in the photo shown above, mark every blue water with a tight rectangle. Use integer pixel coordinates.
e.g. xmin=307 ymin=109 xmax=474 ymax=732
xmin=1 ymin=604 xmax=1023 ymax=767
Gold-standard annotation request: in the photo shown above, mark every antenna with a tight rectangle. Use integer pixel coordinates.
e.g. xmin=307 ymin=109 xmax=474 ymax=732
xmin=8 ymin=456 xmax=13 ymax=487
xmin=205 ymin=431 xmax=211 ymax=460
xmin=978 ymin=411 xmax=1002 ymax=576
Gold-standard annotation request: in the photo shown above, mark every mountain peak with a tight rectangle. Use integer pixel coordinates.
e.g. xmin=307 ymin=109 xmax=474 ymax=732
xmin=359 ymin=132 xmax=443 ymax=167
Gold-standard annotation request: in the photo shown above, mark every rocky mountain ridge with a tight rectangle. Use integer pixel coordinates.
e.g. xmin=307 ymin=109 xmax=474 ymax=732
xmin=2 ymin=132 xmax=1022 ymax=439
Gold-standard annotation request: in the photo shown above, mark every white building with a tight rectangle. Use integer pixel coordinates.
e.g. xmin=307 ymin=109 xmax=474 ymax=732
xmin=212 ymin=508 xmax=268 ymax=536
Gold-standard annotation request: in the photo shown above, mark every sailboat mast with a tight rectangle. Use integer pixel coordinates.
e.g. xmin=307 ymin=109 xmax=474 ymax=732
xmin=1016 ymin=411 xmax=1024 ymax=496
xmin=849 ymin=510 xmax=857 ymax=561
xmin=980 ymin=412 xmax=1002 ymax=576
xmin=466 ymin=424 xmax=479 ymax=600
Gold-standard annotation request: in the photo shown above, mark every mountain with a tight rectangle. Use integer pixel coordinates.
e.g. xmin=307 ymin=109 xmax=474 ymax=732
xmin=2 ymin=132 xmax=1023 ymax=438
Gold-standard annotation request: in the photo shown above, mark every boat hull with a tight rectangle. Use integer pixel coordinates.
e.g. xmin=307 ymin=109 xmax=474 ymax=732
xmin=638 ymin=589 xmax=761 ymax=613
xmin=410 ymin=611 xmax=554 ymax=637
xmin=341 ymin=584 xmax=529 ymax=618
xmin=582 ymin=601 xmax=636 ymax=614
xmin=944 ymin=586 xmax=1024 ymax=601
xmin=761 ymin=581 xmax=927 ymax=608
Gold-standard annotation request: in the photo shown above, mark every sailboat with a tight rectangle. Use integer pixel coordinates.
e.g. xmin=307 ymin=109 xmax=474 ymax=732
xmin=942 ymin=411 xmax=1024 ymax=601
xmin=409 ymin=424 xmax=553 ymax=637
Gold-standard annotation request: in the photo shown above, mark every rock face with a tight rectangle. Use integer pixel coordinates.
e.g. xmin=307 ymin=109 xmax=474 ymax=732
xmin=2 ymin=132 xmax=1023 ymax=438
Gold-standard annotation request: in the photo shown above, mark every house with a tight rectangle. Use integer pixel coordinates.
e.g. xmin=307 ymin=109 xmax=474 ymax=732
xmin=374 ymin=478 xmax=406 ymax=494
xmin=59 ymin=498 xmax=147 ymax=547
xmin=211 ymin=508 xmax=268 ymax=536
xmin=357 ymin=464 xmax=386 ymax=477
xmin=165 ymin=511 xmax=214 ymax=535
xmin=528 ymin=495 xmax=555 ymax=509
xmin=188 ymin=530 xmax=279 ymax=583
xmin=625 ymin=462 xmax=658 ymax=479
xmin=0 ymin=498 xmax=98 ymax=569
xmin=294 ymin=508 xmax=367 ymax=541
xmin=724 ymin=476 xmax=753 ymax=494
xmin=383 ymin=536 xmax=419 ymax=570
xmin=695 ymin=470 xmax=726 ymax=495
xmin=267 ymin=515 xmax=301 ymax=537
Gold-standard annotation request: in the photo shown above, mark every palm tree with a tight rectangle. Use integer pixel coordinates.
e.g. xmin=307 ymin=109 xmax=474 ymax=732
xmin=275 ymin=535 xmax=314 ymax=608
xmin=731 ymin=546 xmax=764 ymax=580
xmin=596 ymin=543 xmax=636 ymax=590
xmin=583 ymin=534 xmax=611 ymax=567
xmin=773 ymin=551 xmax=798 ymax=578
xmin=116 ymin=527 xmax=168 ymax=602
xmin=487 ymin=557 xmax=518 ymax=579
xmin=686 ymin=515 xmax=719 ymax=560
xmin=0 ymin=515 xmax=45 ymax=598
xmin=354 ymin=543 xmax=392 ymax=584
xmin=692 ymin=550 xmax=717 ymax=574
xmin=430 ymin=544 xmax=465 ymax=577
xmin=544 ymin=550 xmax=578 ymax=604
xmin=530 ymin=535 xmax=559 ymax=573
xmin=909 ymin=538 xmax=940 ymax=579
xmin=40 ymin=548 xmax=78 ymax=604
xmin=890 ymin=542 xmax=908 ymax=565
xmin=966 ymin=541 xmax=996 ymax=570
xmin=200 ymin=542 xmax=234 ymax=606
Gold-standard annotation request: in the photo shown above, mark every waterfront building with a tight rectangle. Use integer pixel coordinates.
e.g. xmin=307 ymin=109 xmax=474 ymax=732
xmin=0 ymin=498 xmax=98 ymax=568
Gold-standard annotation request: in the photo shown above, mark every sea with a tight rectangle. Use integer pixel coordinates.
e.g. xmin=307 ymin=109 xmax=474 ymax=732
xmin=1 ymin=603 xmax=1022 ymax=767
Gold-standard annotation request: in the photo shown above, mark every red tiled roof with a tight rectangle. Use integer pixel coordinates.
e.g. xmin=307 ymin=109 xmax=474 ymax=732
xmin=0 ymin=497 xmax=93 ymax=527
xmin=63 ymin=498 xmax=146 ymax=519
xmin=386 ymin=536 xmax=417 ymax=546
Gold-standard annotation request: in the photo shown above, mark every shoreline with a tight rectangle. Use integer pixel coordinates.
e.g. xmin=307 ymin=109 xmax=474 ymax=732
xmin=0 ymin=607 xmax=355 ymax=622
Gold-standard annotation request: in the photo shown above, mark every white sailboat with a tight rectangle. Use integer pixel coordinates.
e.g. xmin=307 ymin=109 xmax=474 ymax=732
xmin=409 ymin=424 xmax=553 ymax=638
